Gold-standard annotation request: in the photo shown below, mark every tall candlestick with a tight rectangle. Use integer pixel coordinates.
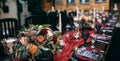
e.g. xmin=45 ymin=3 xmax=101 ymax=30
xmin=59 ymin=13 xmax=62 ymax=33
xmin=76 ymin=6 xmax=79 ymax=17
xmin=93 ymin=8 xmax=96 ymax=18
xmin=102 ymin=6 xmax=104 ymax=13
xmin=113 ymin=3 xmax=118 ymax=11
xmin=96 ymin=9 xmax=98 ymax=13
xmin=81 ymin=10 xmax=83 ymax=16
xmin=51 ymin=6 xmax=55 ymax=12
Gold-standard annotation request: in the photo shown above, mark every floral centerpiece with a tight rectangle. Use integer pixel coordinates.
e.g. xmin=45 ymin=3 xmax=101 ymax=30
xmin=3 ymin=24 xmax=63 ymax=61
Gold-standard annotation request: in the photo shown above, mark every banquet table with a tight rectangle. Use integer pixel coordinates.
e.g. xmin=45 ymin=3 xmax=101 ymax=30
xmin=54 ymin=30 xmax=95 ymax=61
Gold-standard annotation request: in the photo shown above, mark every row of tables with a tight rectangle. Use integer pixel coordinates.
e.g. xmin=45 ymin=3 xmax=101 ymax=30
xmin=54 ymin=18 xmax=117 ymax=61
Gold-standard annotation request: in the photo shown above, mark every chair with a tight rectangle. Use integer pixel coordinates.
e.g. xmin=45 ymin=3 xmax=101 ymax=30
xmin=25 ymin=15 xmax=37 ymax=27
xmin=25 ymin=15 xmax=47 ymax=28
xmin=0 ymin=18 xmax=18 ymax=39
xmin=0 ymin=18 xmax=18 ymax=59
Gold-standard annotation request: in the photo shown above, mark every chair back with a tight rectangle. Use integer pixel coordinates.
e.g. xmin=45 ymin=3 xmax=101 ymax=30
xmin=25 ymin=15 xmax=47 ymax=27
xmin=0 ymin=18 xmax=18 ymax=40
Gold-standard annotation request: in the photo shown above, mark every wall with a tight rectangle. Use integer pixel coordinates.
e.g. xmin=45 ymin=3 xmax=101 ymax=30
xmin=55 ymin=0 xmax=109 ymax=11
xmin=0 ymin=0 xmax=111 ymax=25
xmin=19 ymin=1 xmax=31 ymax=26
xmin=0 ymin=1 xmax=18 ymax=19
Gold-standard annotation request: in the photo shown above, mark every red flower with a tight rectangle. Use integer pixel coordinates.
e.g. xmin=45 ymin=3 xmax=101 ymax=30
xmin=53 ymin=36 xmax=59 ymax=44
xmin=37 ymin=35 xmax=44 ymax=43
xmin=40 ymin=29 xmax=48 ymax=35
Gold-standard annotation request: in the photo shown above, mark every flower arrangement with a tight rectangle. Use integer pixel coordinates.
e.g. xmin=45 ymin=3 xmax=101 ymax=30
xmin=5 ymin=24 xmax=63 ymax=61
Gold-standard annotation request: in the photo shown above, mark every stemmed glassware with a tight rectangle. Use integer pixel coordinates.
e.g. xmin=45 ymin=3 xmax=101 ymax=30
xmin=95 ymin=24 xmax=101 ymax=34
xmin=74 ymin=22 xmax=79 ymax=30
xmin=102 ymin=30 xmax=106 ymax=35
xmin=65 ymin=24 xmax=71 ymax=38
xmin=82 ymin=31 xmax=89 ymax=47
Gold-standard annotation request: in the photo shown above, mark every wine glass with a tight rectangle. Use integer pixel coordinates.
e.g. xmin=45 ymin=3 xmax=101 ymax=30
xmin=82 ymin=31 xmax=89 ymax=47
xmin=102 ymin=30 xmax=106 ymax=35
xmin=74 ymin=23 xmax=79 ymax=30
xmin=66 ymin=24 xmax=71 ymax=30
xmin=102 ymin=17 xmax=107 ymax=24
xmin=65 ymin=24 xmax=71 ymax=38
xmin=95 ymin=24 xmax=101 ymax=34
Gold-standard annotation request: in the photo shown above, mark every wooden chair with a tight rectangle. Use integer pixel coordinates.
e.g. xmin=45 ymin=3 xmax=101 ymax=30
xmin=0 ymin=18 xmax=18 ymax=59
xmin=0 ymin=18 xmax=18 ymax=39
xmin=25 ymin=15 xmax=47 ymax=28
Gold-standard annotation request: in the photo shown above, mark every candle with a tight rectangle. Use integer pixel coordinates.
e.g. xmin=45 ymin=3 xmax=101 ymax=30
xmin=113 ymin=3 xmax=118 ymax=11
xmin=76 ymin=6 xmax=79 ymax=17
xmin=102 ymin=6 xmax=104 ymax=12
xmin=59 ymin=13 xmax=62 ymax=33
xmin=93 ymin=8 xmax=96 ymax=18
xmin=81 ymin=10 xmax=83 ymax=16
xmin=96 ymin=8 xmax=98 ymax=13
xmin=51 ymin=6 xmax=55 ymax=12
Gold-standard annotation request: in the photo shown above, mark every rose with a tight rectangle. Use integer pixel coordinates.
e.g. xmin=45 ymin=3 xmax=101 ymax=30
xmin=53 ymin=36 xmax=59 ymax=44
xmin=39 ymin=29 xmax=48 ymax=35
xmin=37 ymin=35 xmax=44 ymax=43
xmin=28 ymin=43 xmax=38 ymax=54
